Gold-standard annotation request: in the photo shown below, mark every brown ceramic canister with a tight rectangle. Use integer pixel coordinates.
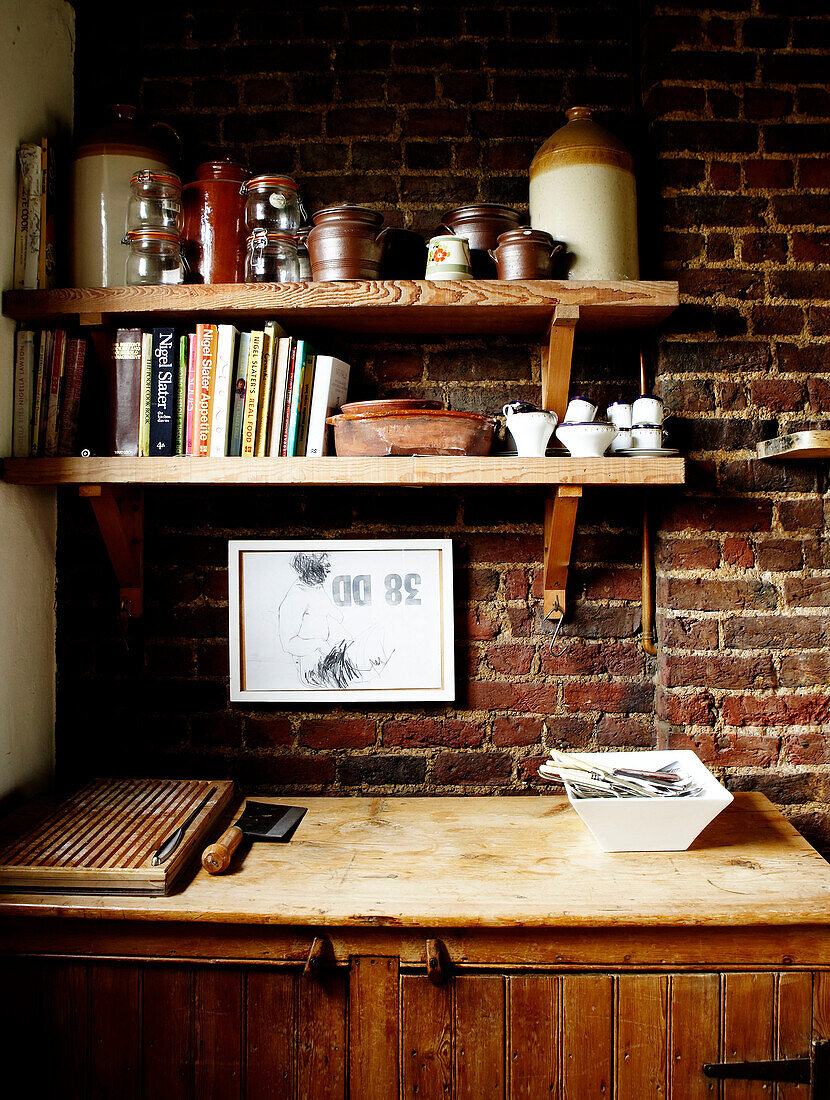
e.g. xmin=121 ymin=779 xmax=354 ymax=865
xmin=438 ymin=204 xmax=523 ymax=251
xmin=489 ymin=227 xmax=566 ymax=280
xmin=307 ymin=204 xmax=387 ymax=281
xmin=181 ymin=159 xmax=248 ymax=284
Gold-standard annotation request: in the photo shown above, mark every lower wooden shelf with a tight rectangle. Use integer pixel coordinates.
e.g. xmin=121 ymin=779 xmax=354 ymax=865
xmin=1 ymin=455 xmax=685 ymax=487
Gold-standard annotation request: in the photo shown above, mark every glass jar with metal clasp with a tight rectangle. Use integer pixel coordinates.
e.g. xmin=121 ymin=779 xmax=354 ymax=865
xmin=126 ymin=169 xmax=182 ymax=234
xmin=123 ymin=228 xmax=185 ymax=285
xmin=245 ymin=229 xmax=300 ymax=283
xmin=241 ymin=174 xmax=302 ymax=233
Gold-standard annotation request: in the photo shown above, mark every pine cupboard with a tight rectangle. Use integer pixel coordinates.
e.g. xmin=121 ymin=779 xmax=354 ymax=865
xmin=2 ymin=793 xmax=830 ymax=1098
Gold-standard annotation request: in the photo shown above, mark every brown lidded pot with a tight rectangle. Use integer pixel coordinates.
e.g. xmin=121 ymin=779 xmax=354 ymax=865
xmin=181 ymin=159 xmax=248 ymax=284
xmin=439 ymin=203 xmax=523 ymax=251
xmin=307 ymin=204 xmax=388 ymax=281
xmin=489 ymin=227 xmax=566 ymax=281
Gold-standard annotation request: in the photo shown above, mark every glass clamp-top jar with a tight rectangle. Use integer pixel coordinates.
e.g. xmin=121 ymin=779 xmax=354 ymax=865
xmin=123 ymin=229 xmax=185 ymax=285
xmin=245 ymin=230 xmax=299 ymax=283
xmin=127 ymin=170 xmax=182 ymax=234
xmin=241 ymin=175 xmax=301 ymax=233
xmin=295 ymin=226 xmax=312 ymax=280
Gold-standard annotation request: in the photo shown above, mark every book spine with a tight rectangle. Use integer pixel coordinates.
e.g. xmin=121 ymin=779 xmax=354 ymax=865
xmin=149 ymin=327 xmax=177 ymax=456
xmin=295 ymin=351 xmax=316 ymax=457
xmin=32 ymin=330 xmax=50 ymax=456
xmin=195 ymin=323 xmax=217 ymax=457
xmin=185 ymin=333 xmax=196 ymax=455
xmin=39 ymin=139 xmax=56 ymax=290
xmin=44 ymin=328 xmax=66 ymax=457
xmin=175 ymin=335 xmax=188 ymax=455
xmin=280 ymin=341 xmax=299 ymax=457
xmin=241 ymin=331 xmax=263 ymax=458
xmin=285 ymin=340 xmax=307 ymax=458
xmin=57 ymin=337 xmax=87 ymax=456
xmin=268 ymin=337 xmax=292 ymax=456
xmin=228 ymin=331 xmax=251 ymax=457
xmin=13 ymin=144 xmax=42 ymax=290
xmin=12 ymin=330 xmax=35 ymax=457
xmin=255 ymin=322 xmax=276 ymax=457
xmin=209 ymin=325 xmax=238 ymax=457
xmin=111 ymin=327 xmax=142 ymax=456
xmin=305 ymin=357 xmax=351 ymax=457
xmin=139 ymin=332 xmax=153 ymax=456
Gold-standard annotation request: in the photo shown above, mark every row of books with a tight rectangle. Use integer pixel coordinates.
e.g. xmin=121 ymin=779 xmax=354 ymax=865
xmin=13 ymin=329 xmax=88 ymax=457
xmin=111 ymin=323 xmax=351 ymax=458
xmin=13 ymin=139 xmax=56 ymax=290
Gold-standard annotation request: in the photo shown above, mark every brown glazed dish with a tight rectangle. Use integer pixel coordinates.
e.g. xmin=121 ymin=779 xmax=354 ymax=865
xmin=490 ymin=227 xmax=566 ymax=280
xmin=308 ymin=204 xmax=386 ymax=280
xmin=181 ymin=159 xmax=248 ymax=283
xmin=340 ymin=398 xmax=443 ymax=415
xmin=327 ymin=409 xmax=495 ymax=456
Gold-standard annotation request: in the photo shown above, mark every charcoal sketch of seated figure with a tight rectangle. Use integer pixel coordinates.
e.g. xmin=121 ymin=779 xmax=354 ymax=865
xmin=278 ymin=551 xmax=394 ymax=689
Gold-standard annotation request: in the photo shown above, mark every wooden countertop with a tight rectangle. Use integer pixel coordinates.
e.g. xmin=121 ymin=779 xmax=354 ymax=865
xmin=1 ymin=793 xmax=829 ymax=928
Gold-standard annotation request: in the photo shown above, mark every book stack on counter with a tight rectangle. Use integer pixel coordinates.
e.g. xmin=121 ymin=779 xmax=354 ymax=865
xmin=111 ymin=322 xmax=351 ymax=458
xmin=13 ymin=329 xmax=88 ymax=457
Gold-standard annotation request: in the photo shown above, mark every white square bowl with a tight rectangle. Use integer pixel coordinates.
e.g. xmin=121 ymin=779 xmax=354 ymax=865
xmin=561 ymin=750 xmax=733 ymax=852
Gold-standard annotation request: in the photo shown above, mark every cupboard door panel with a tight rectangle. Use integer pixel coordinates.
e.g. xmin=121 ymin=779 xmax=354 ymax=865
xmin=670 ymin=974 xmax=719 ymax=1098
xmin=297 ymin=969 xmax=347 ymax=1100
xmin=43 ymin=961 xmax=89 ymax=1100
xmin=723 ymin=972 xmax=775 ymax=1100
xmin=561 ymin=974 xmax=613 ymax=1099
xmin=350 ymin=956 xmax=400 ymax=1100
xmin=246 ymin=969 xmax=296 ymax=1100
xmin=401 ymin=973 xmax=453 ymax=1097
xmin=508 ymin=974 xmax=559 ymax=1100
xmin=143 ymin=966 xmax=193 ymax=1100
xmin=616 ymin=974 xmax=667 ymax=1098
xmin=194 ymin=968 xmax=243 ymax=1100
xmin=777 ymin=973 xmax=812 ymax=1100
xmin=815 ymin=971 xmax=830 ymax=1040
xmin=89 ymin=963 xmax=141 ymax=1100
xmin=456 ymin=974 xmax=506 ymax=1100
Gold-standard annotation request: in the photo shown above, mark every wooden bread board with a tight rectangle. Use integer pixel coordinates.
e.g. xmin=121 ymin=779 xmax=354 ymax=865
xmin=0 ymin=778 xmax=235 ymax=895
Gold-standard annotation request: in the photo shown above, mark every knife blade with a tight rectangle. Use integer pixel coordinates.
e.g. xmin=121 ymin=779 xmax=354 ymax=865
xmin=152 ymin=786 xmax=217 ymax=866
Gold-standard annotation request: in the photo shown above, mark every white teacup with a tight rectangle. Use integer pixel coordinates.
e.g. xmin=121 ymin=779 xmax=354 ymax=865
xmin=632 ymin=394 xmax=664 ymax=426
xmin=503 ymin=406 xmax=559 ymax=457
xmin=630 ymin=424 xmax=664 ymax=450
xmin=556 ymin=420 xmax=617 ymax=458
xmin=564 ymin=396 xmax=597 ymax=423
xmin=607 ymin=401 xmax=632 ymax=430
xmin=425 ymin=234 xmax=473 ymax=280
xmin=610 ymin=428 xmax=631 ymax=453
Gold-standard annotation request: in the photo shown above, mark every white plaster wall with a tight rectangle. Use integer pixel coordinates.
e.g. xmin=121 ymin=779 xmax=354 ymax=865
xmin=0 ymin=0 xmax=74 ymax=800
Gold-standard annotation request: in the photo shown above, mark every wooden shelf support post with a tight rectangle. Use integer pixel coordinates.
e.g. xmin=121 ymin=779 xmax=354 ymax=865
xmin=541 ymin=304 xmax=580 ymax=421
xmin=543 ymin=486 xmax=582 ymax=618
xmin=79 ymin=485 xmax=144 ymax=617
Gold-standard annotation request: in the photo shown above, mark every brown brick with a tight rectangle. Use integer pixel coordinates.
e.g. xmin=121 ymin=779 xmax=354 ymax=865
xmin=779 ymin=653 xmax=830 ymax=689
xmin=595 ymin=715 xmax=653 ymax=748
xmin=784 ymin=734 xmax=830 ymax=766
xmin=750 ymin=379 xmax=804 ymax=411
xmin=300 ymin=718 xmax=376 ymax=749
xmin=786 ymin=576 xmax=830 ymax=608
xmin=779 ymin=499 xmax=823 ymax=530
xmin=709 ymin=162 xmax=741 ymax=190
xmin=723 ymin=536 xmax=754 ymax=568
xmin=504 ymin=569 xmax=530 ymax=601
xmin=245 ymin=717 xmax=293 ymax=747
xmin=657 ymin=537 xmax=720 ymax=570
xmin=492 ymin=716 xmax=542 ymax=747
xmin=655 ymin=688 xmax=716 ymax=727
xmin=657 ymin=577 xmax=777 ymax=613
xmin=800 ymin=158 xmax=830 ymax=189
xmin=432 ymin=752 xmax=512 ymax=786
xmin=383 ymin=719 xmax=485 ymax=749
xmin=543 ymin=641 xmax=642 ymax=679
xmin=657 ymin=614 xmax=720 ymax=650
xmin=722 ymin=694 xmax=830 ymax=727
xmin=723 ymin=615 xmax=830 ymax=650
xmin=661 ymin=498 xmax=772 ymax=534
xmin=465 ymin=609 xmax=501 ymax=642
xmin=756 ymin=539 xmax=803 ymax=572
xmin=744 ymin=159 xmax=794 ymax=190
xmin=485 ymin=644 xmax=533 ymax=676
xmin=562 ymin=682 xmax=653 ymax=714
xmin=792 ymin=233 xmax=830 ymax=264
xmin=744 ymin=88 xmax=793 ymax=121
xmin=660 ymin=653 xmax=775 ymax=690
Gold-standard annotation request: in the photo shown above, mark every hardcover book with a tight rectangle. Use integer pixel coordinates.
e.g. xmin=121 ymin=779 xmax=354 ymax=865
xmin=255 ymin=322 xmax=277 ymax=457
xmin=43 ymin=328 xmax=67 ymax=457
xmin=209 ymin=325 xmax=238 ymax=457
xmin=13 ymin=143 xmax=42 ymax=290
xmin=149 ymin=327 xmax=178 ymax=456
xmin=57 ymin=337 xmax=87 ymax=456
xmin=194 ymin=323 xmax=217 ymax=457
xmin=279 ymin=341 xmax=300 ymax=457
xmin=268 ymin=336 xmax=293 ymax=456
xmin=139 ymin=332 xmax=153 ymax=456
xmin=241 ymin=331 xmax=264 ymax=458
xmin=185 ymin=332 xmax=196 ymax=456
xmin=284 ymin=339 xmax=311 ymax=458
xmin=294 ymin=350 xmax=317 ymax=457
xmin=175 ymin=335 xmax=188 ymax=455
xmin=12 ymin=330 xmax=35 ymax=457
xmin=228 ymin=331 xmax=251 ymax=457
xmin=38 ymin=138 xmax=56 ymax=290
xmin=305 ymin=355 xmax=351 ymax=457
xmin=32 ymin=329 xmax=52 ymax=456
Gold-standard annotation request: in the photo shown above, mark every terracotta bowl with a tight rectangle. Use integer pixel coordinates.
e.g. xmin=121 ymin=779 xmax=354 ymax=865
xmin=340 ymin=398 xmax=443 ymax=415
xmin=327 ymin=409 xmax=495 ymax=456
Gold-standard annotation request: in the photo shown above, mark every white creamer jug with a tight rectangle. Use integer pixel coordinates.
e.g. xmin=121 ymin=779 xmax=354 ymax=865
xmin=529 ymin=106 xmax=639 ymax=280
xmin=503 ymin=405 xmax=559 ymax=457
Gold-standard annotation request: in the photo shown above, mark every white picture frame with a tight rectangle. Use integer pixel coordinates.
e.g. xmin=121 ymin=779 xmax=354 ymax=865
xmin=228 ymin=539 xmax=455 ymax=703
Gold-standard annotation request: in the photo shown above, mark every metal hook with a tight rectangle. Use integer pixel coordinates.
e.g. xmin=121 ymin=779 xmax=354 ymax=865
xmin=541 ymin=598 xmax=566 ymax=656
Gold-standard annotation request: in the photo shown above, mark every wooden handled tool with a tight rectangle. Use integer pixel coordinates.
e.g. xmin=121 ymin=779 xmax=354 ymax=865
xmin=202 ymin=801 xmax=307 ymax=875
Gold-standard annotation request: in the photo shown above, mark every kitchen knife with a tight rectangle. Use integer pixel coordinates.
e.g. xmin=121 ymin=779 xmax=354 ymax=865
xmin=151 ymin=786 xmax=217 ymax=866
xmin=201 ymin=801 xmax=307 ymax=875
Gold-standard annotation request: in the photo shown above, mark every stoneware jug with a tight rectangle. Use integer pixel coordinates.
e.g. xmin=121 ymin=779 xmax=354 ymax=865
xmin=70 ymin=105 xmax=179 ymax=287
xmin=529 ymin=106 xmax=639 ymax=280
xmin=503 ymin=404 xmax=559 ymax=457
xmin=181 ymin=159 xmax=249 ymax=284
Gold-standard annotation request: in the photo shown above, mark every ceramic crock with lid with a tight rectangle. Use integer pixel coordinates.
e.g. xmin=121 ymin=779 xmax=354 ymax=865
xmin=70 ymin=104 xmax=179 ymax=287
xmin=489 ymin=227 xmax=566 ymax=280
xmin=181 ymin=159 xmax=248 ymax=284
xmin=307 ymin=205 xmax=388 ymax=281
xmin=529 ymin=106 xmax=639 ymax=280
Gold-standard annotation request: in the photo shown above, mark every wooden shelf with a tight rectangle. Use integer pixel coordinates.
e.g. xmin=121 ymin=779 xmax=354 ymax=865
xmin=2 ymin=279 xmax=679 ymax=335
xmin=757 ymin=431 xmax=830 ymax=460
xmin=1 ymin=455 xmax=686 ymax=488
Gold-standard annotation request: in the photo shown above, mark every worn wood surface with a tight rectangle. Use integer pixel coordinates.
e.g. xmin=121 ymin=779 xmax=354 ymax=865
xmin=757 ymin=429 xmax=830 ymax=459
xmin=561 ymin=974 xmax=614 ymax=1098
xmin=90 ymin=964 xmax=141 ymax=1100
xmin=350 ymin=957 xmax=399 ymax=1100
xmin=143 ymin=967 xmax=193 ymax=1100
xmin=670 ymin=974 xmax=719 ymax=1098
xmin=509 ymin=974 xmax=559 ymax=1099
xmin=2 ymin=279 xmax=679 ymax=333
xmin=777 ymin=972 xmax=813 ymax=1100
xmin=245 ymin=970 xmax=295 ymax=1100
xmin=617 ymin=974 xmax=667 ymax=1097
xmin=297 ymin=967 xmax=348 ymax=1099
xmin=455 ymin=974 xmax=505 ymax=1098
xmin=0 ymin=454 xmax=686 ymax=487
xmin=402 ymin=974 xmax=454 ymax=1097
xmin=1 ymin=794 xmax=828 ymax=929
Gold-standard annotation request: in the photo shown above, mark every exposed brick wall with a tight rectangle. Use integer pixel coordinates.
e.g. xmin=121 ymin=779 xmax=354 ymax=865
xmin=60 ymin=0 xmax=830 ymax=851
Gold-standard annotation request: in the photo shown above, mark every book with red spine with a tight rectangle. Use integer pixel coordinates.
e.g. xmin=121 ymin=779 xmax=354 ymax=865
xmin=43 ymin=328 xmax=67 ymax=456
xmin=194 ymin=323 xmax=217 ymax=457
xmin=57 ymin=337 xmax=87 ymax=456
xmin=279 ymin=341 xmax=299 ymax=457
xmin=185 ymin=333 xmax=196 ymax=456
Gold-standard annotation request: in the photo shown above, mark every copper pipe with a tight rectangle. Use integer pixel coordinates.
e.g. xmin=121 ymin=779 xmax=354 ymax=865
xmin=639 ymin=346 xmax=657 ymax=655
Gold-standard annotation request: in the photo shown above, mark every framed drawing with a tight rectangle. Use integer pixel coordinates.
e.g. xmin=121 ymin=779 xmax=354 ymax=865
xmin=229 ymin=539 xmax=455 ymax=703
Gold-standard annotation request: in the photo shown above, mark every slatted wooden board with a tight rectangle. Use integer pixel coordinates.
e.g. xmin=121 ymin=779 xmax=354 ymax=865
xmin=0 ymin=778 xmax=235 ymax=895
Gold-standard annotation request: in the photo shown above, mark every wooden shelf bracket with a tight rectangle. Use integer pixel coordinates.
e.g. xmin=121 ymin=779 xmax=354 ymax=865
xmin=79 ymin=485 xmax=144 ymax=618
xmin=541 ymin=304 xmax=580 ymax=421
xmin=543 ymin=486 xmax=582 ymax=619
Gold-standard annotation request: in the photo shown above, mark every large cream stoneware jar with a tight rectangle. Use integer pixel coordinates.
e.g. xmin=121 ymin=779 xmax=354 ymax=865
xmin=70 ymin=106 xmax=176 ymax=288
xmin=529 ymin=106 xmax=639 ymax=280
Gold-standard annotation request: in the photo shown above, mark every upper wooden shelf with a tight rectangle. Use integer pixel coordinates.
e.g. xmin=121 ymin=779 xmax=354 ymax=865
xmin=757 ymin=430 xmax=830 ymax=460
xmin=2 ymin=280 xmax=679 ymax=335
xmin=1 ymin=455 xmax=686 ymax=488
